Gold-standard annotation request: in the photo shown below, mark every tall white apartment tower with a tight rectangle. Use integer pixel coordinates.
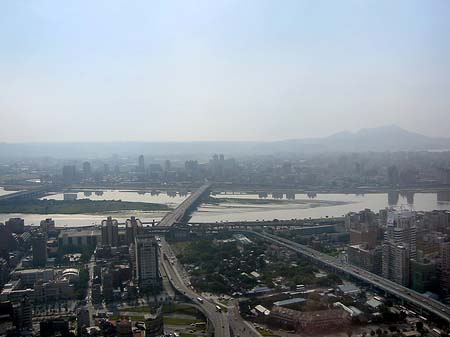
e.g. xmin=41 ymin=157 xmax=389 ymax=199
xmin=382 ymin=210 xmax=417 ymax=286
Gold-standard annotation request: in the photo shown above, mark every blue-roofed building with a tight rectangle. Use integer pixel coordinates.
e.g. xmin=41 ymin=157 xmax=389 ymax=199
xmin=273 ymin=298 xmax=306 ymax=308
xmin=246 ymin=286 xmax=272 ymax=297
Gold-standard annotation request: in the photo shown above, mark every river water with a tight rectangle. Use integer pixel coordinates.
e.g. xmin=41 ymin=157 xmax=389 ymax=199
xmin=190 ymin=192 xmax=450 ymax=222
xmin=0 ymin=187 xmax=19 ymax=197
xmin=0 ymin=190 xmax=187 ymax=227
xmin=0 ymin=189 xmax=449 ymax=227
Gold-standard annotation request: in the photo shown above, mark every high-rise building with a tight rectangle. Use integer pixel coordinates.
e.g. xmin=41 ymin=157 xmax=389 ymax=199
xmin=126 ymin=216 xmax=143 ymax=245
xmin=411 ymin=259 xmax=438 ymax=293
xmin=138 ymin=155 xmax=145 ymax=172
xmin=77 ymin=307 xmax=90 ymax=335
xmin=135 ymin=235 xmax=161 ymax=293
xmin=0 ymin=224 xmax=17 ymax=257
xmin=82 ymin=161 xmax=92 ymax=179
xmin=12 ymin=296 xmax=32 ymax=331
xmin=439 ymin=242 xmax=450 ymax=295
xmin=164 ymin=160 xmax=171 ymax=172
xmin=5 ymin=218 xmax=24 ymax=234
xmin=62 ymin=165 xmax=77 ymax=184
xmin=102 ymin=269 xmax=113 ymax=302
xmin=382 ymin=211 xmax=417 ymax=286
xmin=101 ymin=216 xmax=119 ymax=247
xmin=40 ymin=218 xmax=55 ymax=233
xmin=32 ymin=232 xmax=48 ymax=267
xmin=347 ymin=244 xmax=382 ymax=275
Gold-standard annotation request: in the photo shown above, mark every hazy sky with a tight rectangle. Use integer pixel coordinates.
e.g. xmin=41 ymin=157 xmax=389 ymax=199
xmin=1 ymin=0 xmax=449 ymax=142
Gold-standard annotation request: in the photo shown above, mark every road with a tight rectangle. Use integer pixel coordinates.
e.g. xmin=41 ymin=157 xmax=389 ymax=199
xmin=249 ymin=231 xmax=450 ymax=324
xmin=160 ymin=238 xmax=260 ymax=337
xmin=157 ymin=183 xmax=211 ymax=227
xmin=228 ymin=300 xmax=260 ymax=337
xmin=160 ymin=238 xmax=230 ymax=337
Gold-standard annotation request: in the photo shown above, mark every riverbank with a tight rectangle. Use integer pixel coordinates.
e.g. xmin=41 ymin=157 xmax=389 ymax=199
xmin=0 ymin=199 xmax=171 ymax=214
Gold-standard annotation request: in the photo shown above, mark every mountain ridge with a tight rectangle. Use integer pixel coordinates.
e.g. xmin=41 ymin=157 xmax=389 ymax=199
xmin=0 ymin=125 xmax=449 ymax=158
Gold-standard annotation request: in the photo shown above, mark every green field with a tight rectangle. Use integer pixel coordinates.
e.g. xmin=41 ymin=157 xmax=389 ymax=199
xmin=163 ymin=317 xmax=204 ymax=325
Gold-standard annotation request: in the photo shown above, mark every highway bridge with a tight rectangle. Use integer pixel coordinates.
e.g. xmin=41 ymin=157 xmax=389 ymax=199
xmin=247 ymin=231 xmax=450 ymax=324
xmin=157 ymin=183 xmax=211 ymax=227
xmin=0 ymin=186 xmax=53 ymax=201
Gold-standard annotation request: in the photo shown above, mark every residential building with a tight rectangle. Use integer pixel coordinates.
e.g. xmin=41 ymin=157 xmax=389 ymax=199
xmin=126 ymin=216 xmax=143 ymax=245
xmin=101 ymin=216 xmax=119 ymax=247
xmin=382 ymin=211 xmax=417 ymax=286
xmin=135 ymin=236 xmax=161 ymax=293
xmin=348 ymin=244 xmax=382 ymax=275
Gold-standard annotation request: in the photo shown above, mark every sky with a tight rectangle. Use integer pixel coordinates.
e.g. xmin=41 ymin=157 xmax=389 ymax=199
xmin=1 ymin=0 xmax=449 ymax=142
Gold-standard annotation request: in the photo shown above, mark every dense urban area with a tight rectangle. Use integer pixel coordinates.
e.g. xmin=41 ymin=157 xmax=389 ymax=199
xmin=0 ymin=151 xmax=450 ymax=337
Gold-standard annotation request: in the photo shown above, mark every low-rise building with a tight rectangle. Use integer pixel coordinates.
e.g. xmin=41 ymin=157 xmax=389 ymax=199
xmin=11 ymin=268 xmax=54 ymax=287
xmin=269 ymin=306 xmax=350 ymax=334
xmin=58 ymin=228 xmax=100 ymax=247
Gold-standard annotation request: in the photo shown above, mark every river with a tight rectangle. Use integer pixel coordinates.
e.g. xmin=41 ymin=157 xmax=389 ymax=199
xmin=190 ymin=192 xmax=450 ymax=222
xmin=0 ymin=190 xmax=187 ymax=227
xmin=1 ymin=189 xmax=449 ymax=227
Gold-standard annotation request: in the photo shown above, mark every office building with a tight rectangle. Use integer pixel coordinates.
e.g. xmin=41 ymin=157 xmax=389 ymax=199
xmin=135 ymin=235 xmax=161 ymax=293
xmin=101 ymin=216 xmax=119 ymax=247
xmin=32 ymin=232 xmax=48 ymax=267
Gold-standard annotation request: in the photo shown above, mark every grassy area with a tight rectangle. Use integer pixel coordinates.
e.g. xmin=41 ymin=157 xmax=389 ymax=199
xmin=110 ymin=315 xmax=145 ymax=321
xmin=163 ymin=317 xmax=204 ymax=325
xmin=0 ymin=199 xmax=170 ymax=214
xmin=257 ymin=328 xmax=280 ymax=337
xmin=162 ymin=304 xmax=199 ymax=315
xmin=120 ymin=306 xmax=152 ymax=313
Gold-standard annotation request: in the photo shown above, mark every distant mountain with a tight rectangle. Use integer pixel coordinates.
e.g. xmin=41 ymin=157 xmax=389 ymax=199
xmin=259 ymin=125 xmax=450 ymax=153
xmin=0 ymin=125 xmax=449 ymax=159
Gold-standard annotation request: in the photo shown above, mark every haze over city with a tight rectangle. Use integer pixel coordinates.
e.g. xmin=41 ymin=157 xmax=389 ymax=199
xmin=1 ymin=0 xmax=450 ymax=142
xmin=3 ymin=2 xmax=450 ymax=337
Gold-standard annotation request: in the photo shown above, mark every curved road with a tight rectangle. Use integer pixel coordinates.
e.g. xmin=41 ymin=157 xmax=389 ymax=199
xmin=160 ymin=238 xmax=230 ymax=337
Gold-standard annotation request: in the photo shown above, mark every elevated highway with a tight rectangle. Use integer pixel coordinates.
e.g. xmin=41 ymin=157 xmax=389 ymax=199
xmin=248 ymin=231 xmax=450 ymax=324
